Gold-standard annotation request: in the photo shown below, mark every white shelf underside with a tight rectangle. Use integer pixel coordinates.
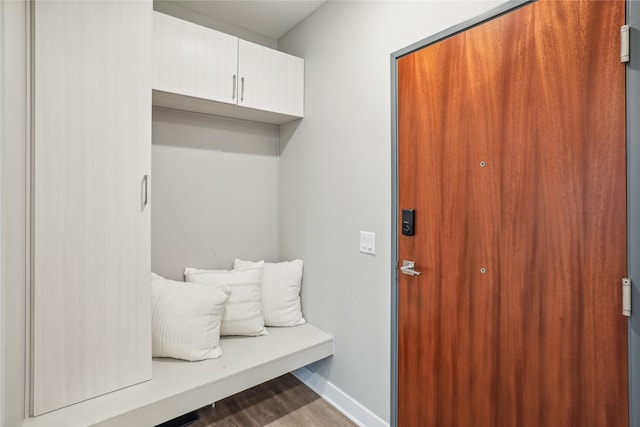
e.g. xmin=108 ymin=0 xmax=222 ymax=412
xmin=152 ymin=90 xmax=302 ymax=125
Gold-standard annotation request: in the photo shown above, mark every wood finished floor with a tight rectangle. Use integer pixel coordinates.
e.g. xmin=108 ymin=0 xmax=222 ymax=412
xmin=191 ymin=373 xmax=357 ymax=427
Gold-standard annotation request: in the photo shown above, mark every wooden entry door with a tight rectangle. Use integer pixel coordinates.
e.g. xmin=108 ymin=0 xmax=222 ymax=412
xmin=397 ymin=1 xmax=628 ymax=426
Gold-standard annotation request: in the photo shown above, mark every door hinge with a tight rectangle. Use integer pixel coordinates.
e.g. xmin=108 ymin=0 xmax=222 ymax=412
xmin=621 ymin=25 xmax=630 ymax=64
xmin=623 ymin=277 xmax=632 ymax=317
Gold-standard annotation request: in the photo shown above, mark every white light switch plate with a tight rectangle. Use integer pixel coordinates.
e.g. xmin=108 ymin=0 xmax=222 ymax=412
xmin=360 ymin=231 xmax=376 ymax=255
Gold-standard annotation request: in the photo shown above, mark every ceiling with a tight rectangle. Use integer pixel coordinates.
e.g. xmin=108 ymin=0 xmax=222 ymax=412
xmin=169 ymin=1 xmax=326 ymax=40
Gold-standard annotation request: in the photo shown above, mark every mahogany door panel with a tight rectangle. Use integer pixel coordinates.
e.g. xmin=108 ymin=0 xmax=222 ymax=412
xmin=397 ymin=1 xmax=627 ymax=426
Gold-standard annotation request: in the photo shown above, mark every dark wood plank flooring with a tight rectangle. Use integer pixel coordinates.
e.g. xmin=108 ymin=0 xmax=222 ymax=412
xmin=191 ymin=373 xmax=357 ymax=427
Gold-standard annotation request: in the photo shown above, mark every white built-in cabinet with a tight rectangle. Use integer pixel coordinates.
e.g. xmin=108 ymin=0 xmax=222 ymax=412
xmin=152 ymin=11 xmax=304 ymax=124
xmin=27 ymin=3 xmax=305 ymax=421
xmin=31 ymin=0 xmax=152 ymax=415
xmin=153 ymin=11 xmax=238 ymax=105
xmin=238 ymin=39 xmax=305 ymax=116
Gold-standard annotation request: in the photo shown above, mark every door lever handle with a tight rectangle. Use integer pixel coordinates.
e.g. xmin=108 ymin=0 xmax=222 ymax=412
xmin=400 ymin=260 xmax=421 ymax=276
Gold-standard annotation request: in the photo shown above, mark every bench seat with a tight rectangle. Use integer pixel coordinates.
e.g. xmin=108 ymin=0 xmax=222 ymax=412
xmin=22 ymin=324 xmax=334 ymax=427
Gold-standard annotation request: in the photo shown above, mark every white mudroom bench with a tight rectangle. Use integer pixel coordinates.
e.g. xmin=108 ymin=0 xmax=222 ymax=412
xmin=22 ymin=324 xmax=333 ymax=427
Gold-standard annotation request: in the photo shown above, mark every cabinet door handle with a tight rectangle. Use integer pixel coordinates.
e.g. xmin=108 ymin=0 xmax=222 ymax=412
xmin=141 ymin=175 xmax=148 ymax=212
xmin=232 ymin=74 xmax=237 ymax=100
xmin=241 ymin=77 xmax=245 ymax=102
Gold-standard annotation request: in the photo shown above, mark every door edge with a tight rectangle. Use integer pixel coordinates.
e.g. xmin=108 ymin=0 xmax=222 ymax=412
xmin=626 ymin=1 xmax=639 ymax=426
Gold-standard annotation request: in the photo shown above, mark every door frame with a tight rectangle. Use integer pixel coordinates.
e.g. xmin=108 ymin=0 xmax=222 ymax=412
xmin=389 ymin=1 xmax=639 ymax=426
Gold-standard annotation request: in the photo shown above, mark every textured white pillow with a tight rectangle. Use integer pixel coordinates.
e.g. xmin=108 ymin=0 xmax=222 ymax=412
xmin=233 ymin=259 xmax=306 ymax=327
xmin=184 ymin=263 xmax=267 ymax=336
xmin=150 ymin=273 xmax=230 ymax=361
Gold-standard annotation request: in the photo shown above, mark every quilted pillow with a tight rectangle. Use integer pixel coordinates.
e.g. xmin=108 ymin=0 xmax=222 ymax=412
xmin=151 ymin=273 xmax=230 ymax=361
xmin=233 ymin=259 xmax=306 ymax=327
xmin=184 ymin=262 xmax=267 ymax=336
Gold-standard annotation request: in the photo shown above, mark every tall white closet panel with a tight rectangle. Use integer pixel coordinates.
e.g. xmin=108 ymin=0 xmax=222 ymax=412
xmin=32 ymin=1 xmax=152 ymax=415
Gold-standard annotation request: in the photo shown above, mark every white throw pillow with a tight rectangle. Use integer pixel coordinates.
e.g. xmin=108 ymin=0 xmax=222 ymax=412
xmin=233 ymin=259 xmax=306 ymax=327
xmin=184 ymin=263 xmax=267 ymax=336
xmin=151 ymin=273 xmax=230 ymax=361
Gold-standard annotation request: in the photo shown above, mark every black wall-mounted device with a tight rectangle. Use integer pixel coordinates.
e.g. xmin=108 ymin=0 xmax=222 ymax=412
xmin=402 ymin=209 xmax=415 ymax=236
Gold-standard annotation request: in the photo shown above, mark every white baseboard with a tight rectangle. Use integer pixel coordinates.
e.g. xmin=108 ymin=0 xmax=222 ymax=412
xmin=292 ymin=367 xmax=389 ymax=427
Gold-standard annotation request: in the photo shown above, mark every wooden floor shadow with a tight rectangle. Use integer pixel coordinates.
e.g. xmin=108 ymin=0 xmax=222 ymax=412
xmin=191 ymin=373 xmax=356 ymax=427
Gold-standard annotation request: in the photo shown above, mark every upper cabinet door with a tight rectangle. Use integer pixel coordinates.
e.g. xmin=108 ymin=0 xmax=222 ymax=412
xmin=153 ymin=12 xmax=239 ymax=104
xmin=32 ymin=0 xmax=152 ymax=415
xmin=238 ymin=40 xmax=304 ymax=117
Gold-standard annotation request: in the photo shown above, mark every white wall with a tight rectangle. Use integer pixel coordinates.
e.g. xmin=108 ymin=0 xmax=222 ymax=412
xmin=152 ymin=108 xmax=280 ymax=280
xmin=278 ymin=1 xmax=505 ymax=423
